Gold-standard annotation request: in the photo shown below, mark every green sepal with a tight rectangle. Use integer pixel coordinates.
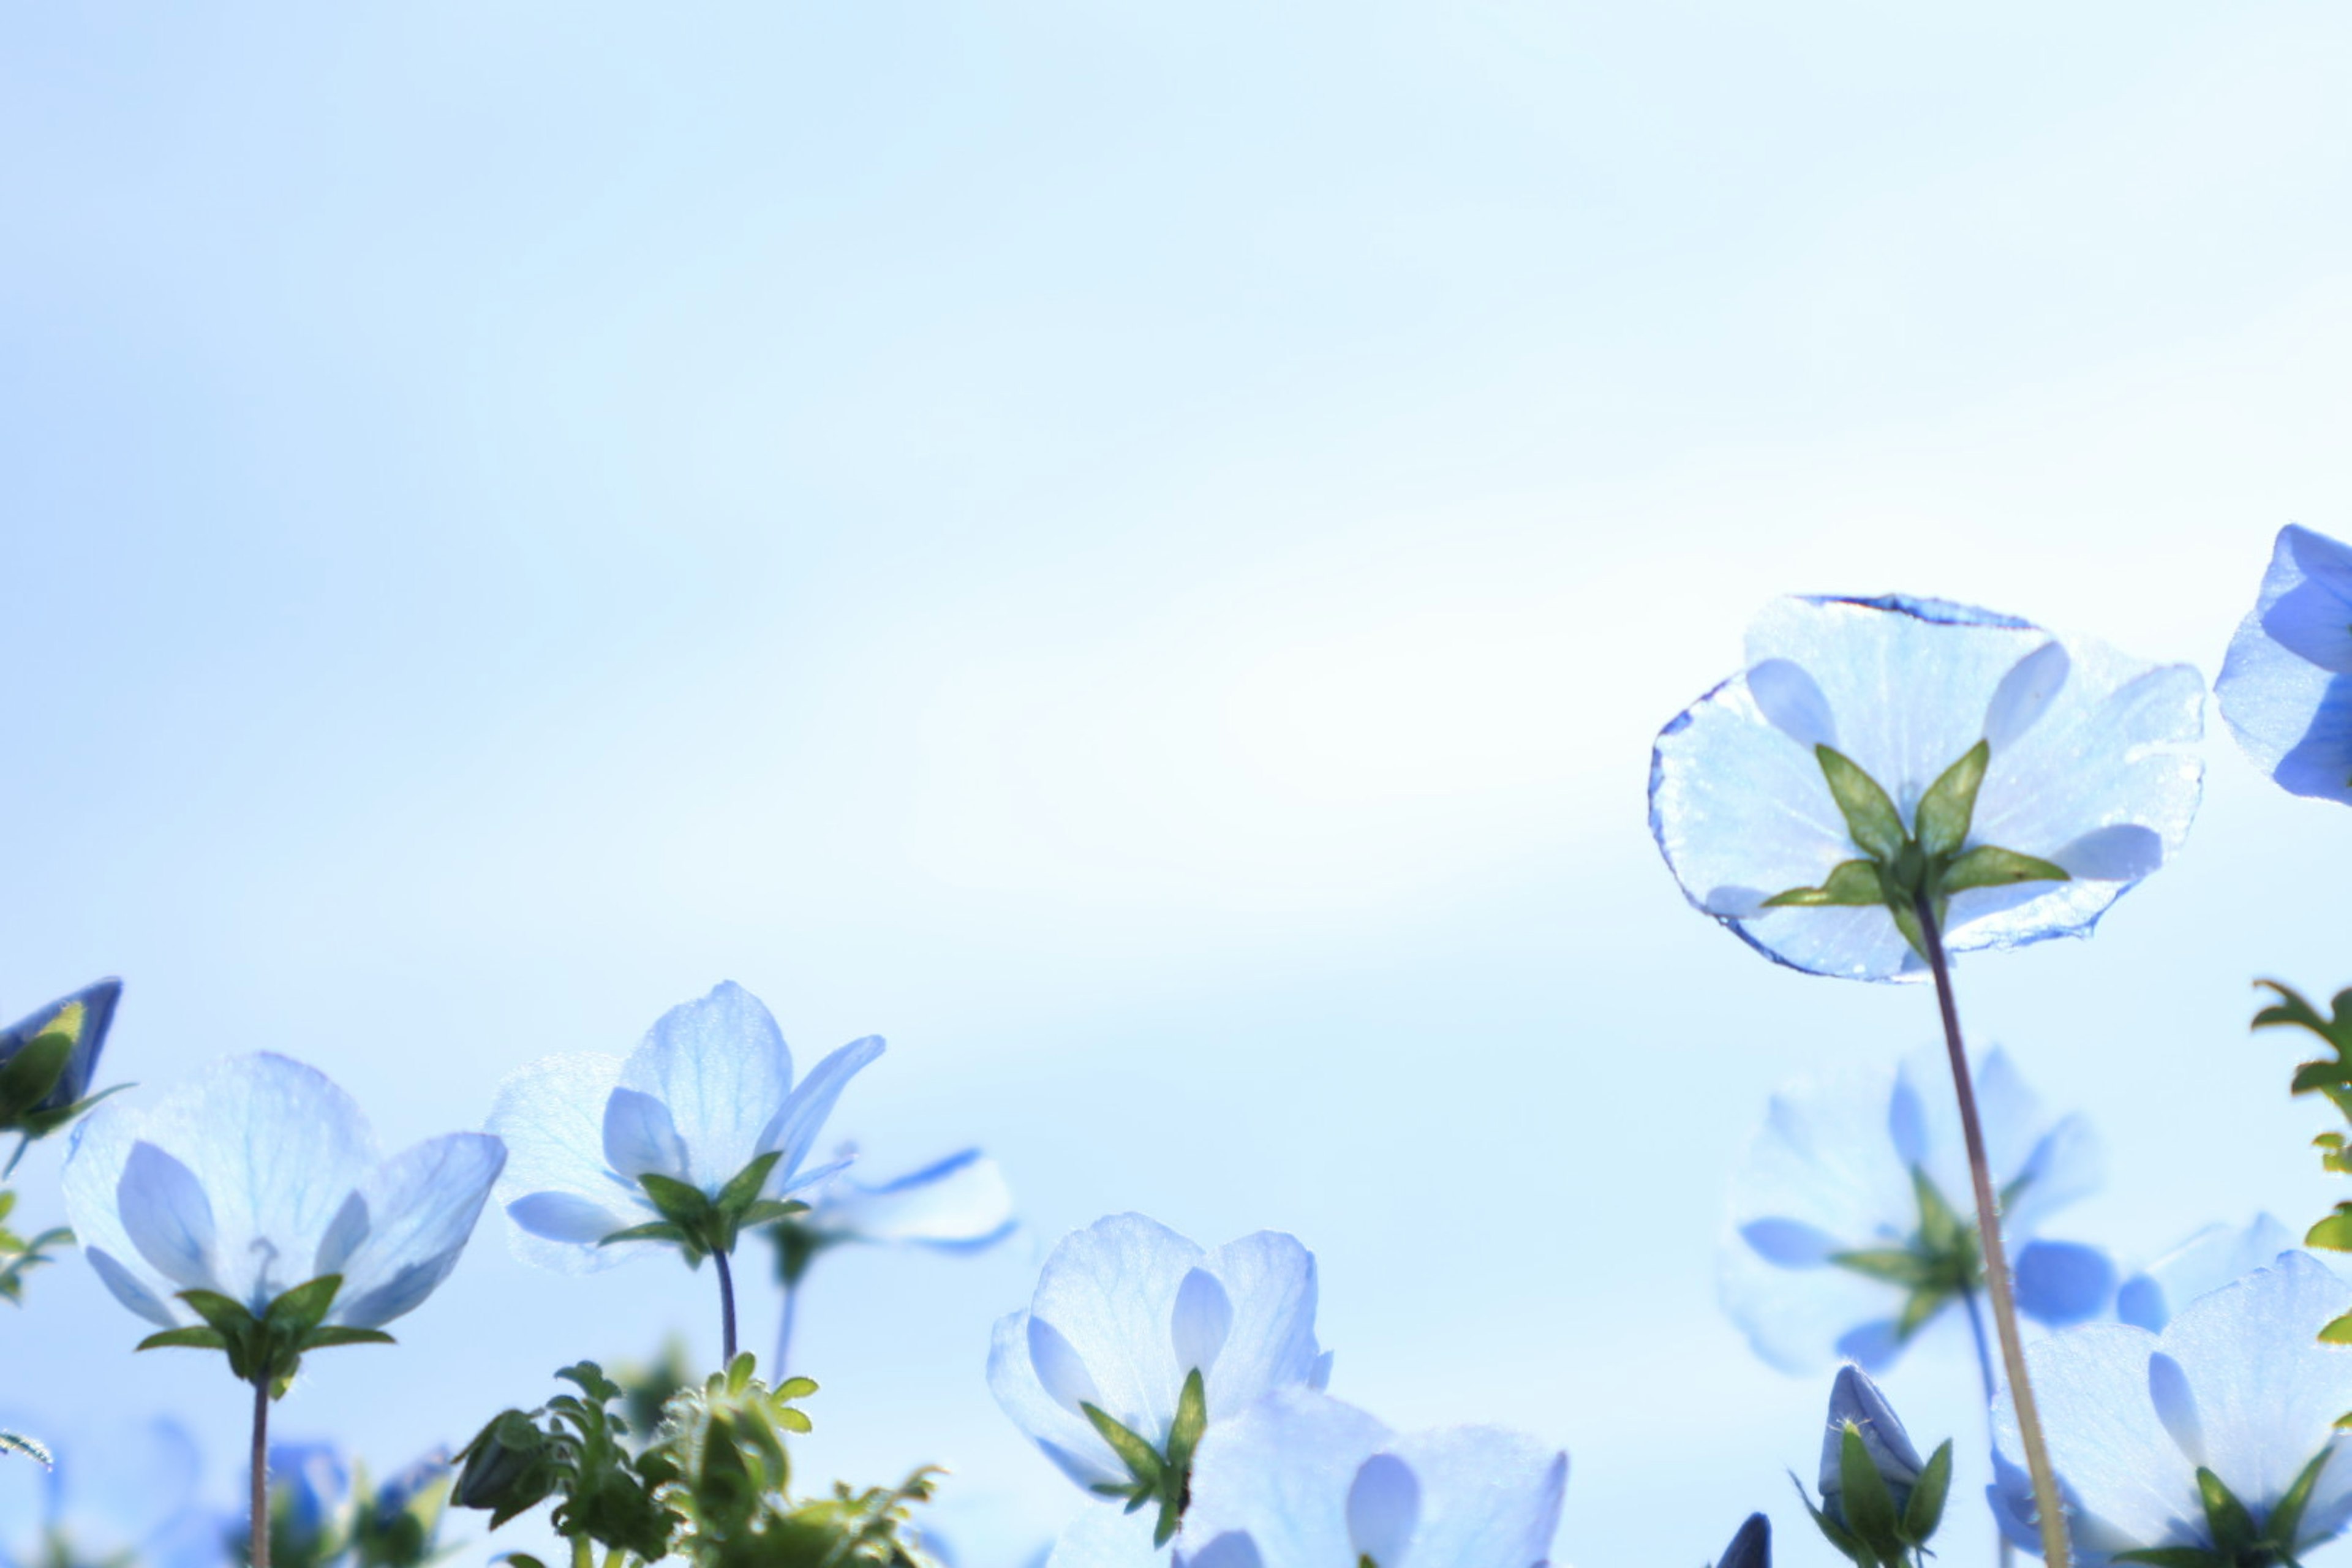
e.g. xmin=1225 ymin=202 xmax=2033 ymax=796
xmin=1153 ymin=1487 xmax=1185 ymax=1548
xmin=2271 ymin=1446 xmax=2334 ymax=1547
xmin=1793 ymin=1471 xmax=1864 ymax=1561
xmin=2195 ymin=1467 xmax=2257 ymax=1554
xmin=736 ymin=1197 xmax=807 ymax=1228
xmin=1080 ymin=1403 xmax=1164 ymax=1488
xmin=1901 ymin=1439 xmax=1952 ymax=1545
xmin=265 ymin=1273 xmax=343 ymax=1336
xmin=301 ymin=1325 xmax=396 ymax=1350
xmin=599 ymin=1221 xmax=693 ymax=1248
xmin=1890 ymin=900 xmax=1930 ymax=963
xmin=137 ymin=1325 xmax=230 ymax=1353
xmin=1165 ymin=1368 xmax=1208 ymax=1474
xmin=636 ymin=1172 xmax=714 ymax=1229
xmin=1826 ymin=1249 xmax=1932 ymax=1287
xmin=178 ymin=1288 xmax=260 ymax=1338
xmin=1836 ymin=1421 xmax=1900 ymax=1545
xmin=12 ymin=1084 xmax=134 ymax=1147
xmin=1763 ymin=861 xmax=1885 ymax=909
xmin=1915 ymin=741 xmax=1989 ymax=859
xmin=1815 ymin=746 xmax=1907 ymax=861
xmin=714 ymin=1150 xmax=783 ymax=1216
xmin=0 ymin=1031 xmax=74 ymax=1121
xmin=1940 ymin=845 xmax=2070 ymax=894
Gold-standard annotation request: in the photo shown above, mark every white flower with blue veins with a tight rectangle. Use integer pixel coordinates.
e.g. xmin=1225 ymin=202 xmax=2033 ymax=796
xmin=61 ymin=1054 xmax=506 ymax=1334
xmin=1724 ymin=1045 xmax=2109 ymax=1374
xmin=2217 ymin=524 xmax=2352 ymax=805
xmin=989 ymin=1214 xmax=1330 ymax=1547
xmin=1651 ymin=594 xmax=2204 ymax=981
xmin=487 ymin=981 xmax=881 ymax=1273
xmin=1992 ymin=1253 xmax=2352 ymax=1566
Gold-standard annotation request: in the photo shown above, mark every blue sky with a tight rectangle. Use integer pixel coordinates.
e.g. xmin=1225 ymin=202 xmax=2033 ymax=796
xmin=6 ymin=4 xmax=2352 ymax=1563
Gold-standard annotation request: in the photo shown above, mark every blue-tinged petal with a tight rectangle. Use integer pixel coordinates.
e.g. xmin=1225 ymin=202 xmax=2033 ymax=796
xmin=1045 ymin=1504 xmax=1170 ymax=1568
xmin=1183 ymin=1388 xmax=1389 ymax=1567
xmin=2116 ymin=1215 xmax=2296 ymax=1332
xmin=1 ymin=1411 xmax=204 ymax=1562
xmin=1983 ymin=642 xmax=2071 ymax=752
xmin=986 ymin=1310 xmax=1121 ymax=1490
xmin=326 ymin=1132 xmax=506 ymax=1327
xmin=61 ymin=1097 xmax=181 ymax=1327
xmin=0 ymin=977 xmax=123 ymax=1112
xmin=486 ymin=1053 xmax=642 ymax=1274
xmin=761 ymin=1035 xmax=886 ymax=1191
xmin=1170 ymin=1268 xmax=1234 ymax=1380
xmin=1196 ymin=1232 xmax=1322 ymax=1422
xmin=1344 ymin=1455 xmax=1420 ymax=1566
xmin=1993 ymin=1323 xmax=2192 ymax=1562
xmin=1821 ymin=1366 xmax=1923 ymax=1501
xmin=1738 ymin=1218 xmax=1842 ymax=1266
xmin=118 ymin=1141 xmax=219 ymax=1293
xmin=1025 ymin=1215 xmax=1203 ymax=1448
xmin=2159 ymin=1255 xmax=2352 ymax=1527
xmin=268 ymin=1441 xmax=349 ymax=1552
xmin=601 ymin=1088 xmax=687 ymax=1185
xmin=621 ymin=982 xmax=794 ymax=1194
xmin=810 ymin=1150 xmax=1016 ymax=1250
xmin=2256 ymin=525 xmax=2352 ymax=673
xmin=1747 ymin=659 xmax=1839 ymax=750
xmin=1379 ymin=1425 xmax=1567 ymax=1568
xmin=135 ymin=1055 xmax=377 ymax=1311
xmin=2014 ymin=1240 xmax=2116 ymax=1327
xmin=1831 ymin=1319 xmax=1905 ymax=1373
xmin=2218 ymin=576 xmax=2352 ymax=804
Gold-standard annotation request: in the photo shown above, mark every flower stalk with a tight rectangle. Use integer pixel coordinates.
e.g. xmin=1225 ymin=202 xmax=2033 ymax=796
xmin=1913 ymin=887 xmax=2067 ymax=1568
xmin=251 ymin=1375 xmax=271 ymax=1568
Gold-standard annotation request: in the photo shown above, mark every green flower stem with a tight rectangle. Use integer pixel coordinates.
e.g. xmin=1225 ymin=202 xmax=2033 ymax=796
xmin=1915 ymin=888 xmax=2068 ymax=1568
xmin=714 ymin=1246 xmax=739 ymax=1369
xmin=775 ymin=1279 xmax=800 ymax=1380
xmin=1958 ymin=1291 xmax=2015 ymax=1568
xmin=251 ymin=1374 xmax=271 ymax=1568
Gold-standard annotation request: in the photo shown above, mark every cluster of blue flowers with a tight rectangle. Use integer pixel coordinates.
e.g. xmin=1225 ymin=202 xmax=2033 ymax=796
xmin=7 ymin=522 xmax=2352 ymax=1567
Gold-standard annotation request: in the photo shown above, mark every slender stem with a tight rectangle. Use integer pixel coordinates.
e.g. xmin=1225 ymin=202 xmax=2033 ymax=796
xmin=714 ymin=1246 xmax=739 ymax=1368
xmin=1959 ymin=1290 xmax=2015 ymax=1568
xmin=1915 ymin=890 xmax=2069 ymax=1568
xmin=250 ymin=1377 xmax=271 ymax=1568
xmin=775 ymin=1279 xmax=800 ymax=1381
xmin=570 ymin=1535 xmax=593 ymax=1568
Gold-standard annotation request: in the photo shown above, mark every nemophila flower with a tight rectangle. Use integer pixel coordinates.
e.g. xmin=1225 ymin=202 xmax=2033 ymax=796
xmin=1991 ymin=1253 xmax=2352 ymax=1566
xmin=61 ymin=1053 xmax=507 ymax=1355
xmin=0 ymin=1412 xmax=217 ymax=1568
xmin=989 ymin=1214 xmax=1330 ymax=1547
xmin=2217 ymin=525 xmax=2352 ymax=804
xmin=488 ymin=981 xmax=881 ymax=1276
xmin=1723 ymin=1045 xmax=2109 ymax=1373
xmin=1651 ymin=594 xmax=2203 ymax=981
xmin=0 ymin=977 xmax=124 ymax=1155
xmin=1175 ymin=1387 xmax=1567 ymax=1568
xmin=2115 ymin=1215 xmax=2295 ymax=1333
xmin=1804 ymin=1367 xmax=1953 ymax=1568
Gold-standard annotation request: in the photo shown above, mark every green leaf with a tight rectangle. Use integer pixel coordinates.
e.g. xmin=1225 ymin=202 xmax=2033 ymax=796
xmin=736 ymin=1198 xmax=805 ymax=1229
xmin=1165 ymin=1368 xmax=1208 ymax=1474
xmin=1894 ymin=1284 xmax=1949 ymax=1341
xmin=265 ymin=1274 xmax=342 ymax=1334
xmin=638 ymin=1172 xmax=714 ymax=1229
xmin=1080 ymin=1403 xmax=1164 ymax=1488
xmin=1815 ymin=747 xmax=1907 ymax=861
xmin=176 ymin=1288 xmax=260 ymax=1338
xmin=2307 ymin=1210 xmax=2352 ymax=1253
xmin=1939 ymin=844 xmax=2071 ymax=894
xmin=1763 ymin=860 xmax=1887 ymax=909
xmin=1836 ymin=1422 xmax=1899 ymax=1546
xmin=2320 ymin=1311 xmax=2352 ymax=1346
xmin=775 ymin=1376 xmax=820 ymax=1400
xmin=1915 ymin=741 xmax=1989 ymax=859
xmin=137 ymin=1325 xmax=231 ymax=1354
xmin=715 ymin=1150 xmax=784 ymax=1216
xmin=15 ymin=1083 xmax=134 ymax=1141
xmin=1792 ymin=1472 xmax=1864 ymax=1561
xmin=2271 ymin=1446 xmax=2334 ymax=1548
xmin=2196 ymin=1467 xmax=2257 ymax=1555
xmin=0 ymin=1031 xmax=74 ymax=1121
xmin=300 ymin=1325 xmax=396 ymax=1351
xmin=1890 ymin=900 xmax=1930 ymax=963
xmin=1901 ymin=1439 xmax=1952 ymax=1545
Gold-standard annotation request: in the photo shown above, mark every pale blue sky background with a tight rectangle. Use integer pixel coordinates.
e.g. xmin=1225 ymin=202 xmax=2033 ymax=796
xmin=5 ymin=3 xmax=2352 ymax=1563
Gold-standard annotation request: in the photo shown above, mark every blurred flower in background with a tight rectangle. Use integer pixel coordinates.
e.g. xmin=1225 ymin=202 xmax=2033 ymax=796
xmin=2218 ymin=524 xmax=2352 ymax=805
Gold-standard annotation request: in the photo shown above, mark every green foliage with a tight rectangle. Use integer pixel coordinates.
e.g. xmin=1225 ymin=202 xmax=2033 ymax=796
xmin=2252 ymin=981 xmax=2352 ymax=1355
xmin=1828 ymin=1169 xmax=1983 ymax=1348
xmin=601 ymin=1154 xmax=811 ymax=1267
xmin=350 ymin=1461 xmax=456 ymax=1568
xmin=455 ymin=1356 xmax=942 ymax=1568
xmin=1082 ymin=1367 xmax=1206 ymax=1547
xmin=2114 ymin=1449 xmax=2332 ymax=1568
xmin=0 ymin=1189 xmax=74 ymax=1306
xmin=1764 ymin=742 xmax=2068 ymax=958
xmin=1800 ymin=1428 xmax=1953 ymax=1568
xmin=0 ymin=1428 xmax=51 ymax=1468
xmin=135 ymin=1273 xmax=394 ymax=1392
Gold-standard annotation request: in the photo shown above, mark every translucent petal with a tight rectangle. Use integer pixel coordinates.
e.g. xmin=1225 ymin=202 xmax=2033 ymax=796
xmin=84 ymin=1246 xmax=179 ymax=1329
xmin=1196 ymin=1231 xmax=1323 ymax=1422
xmin=62 ymin=1091 xmax=173 ymax=1324
xmin=2257 ymin=525 xmax=2352 ymax=673
xmin=761 ymin=1035 xmax=885 ymax=1189
xmin=1183 ymin=1388 xmax=1389 ymax=1566
xmin=1379 ymin=1425 xmax=1567 ymax=1568
xmin=1171 ymin=1268 xmax=1234 ymax=1379
xmin=601 ymin=1088 xmax=688 ymax=1185
xmin=2116 ymin=1215 xmax=2295 ymax=1332
xmin=117 ymin=1141 xmax=219 ymax=1294
xmin=1747 ymin=659 xmax=1839 ymax=750
xmin=1044 ymin=1504 xmax=1170 ymax=1568
xmin=810 ymin=1150 xmax=1016 ymax=1250
xmin=507 ymin=1192 xmax=634 ymax=1246
xmin=621 ymin=982 xmax=794 ymax=1194
xmin=2218 ymin=608 xmax=2352 ymax=805
xmin=1983 ymin=641 xmax=2071 ymax=751
xmin=486 ymin=1052 xmax=643 ymax=1274
xmin=328 ymin=1132 xmax=506 ymax=1327
xmin=1992 ymin=1322 xmax=2193 ymax=1556
xmin=1344 ymin=1454 xmax=1420 ymax=1566
xmin=1025 ymin=1215 xmax=1203 ymax=1446
xmin=986 ymin=1309 xmax=1122 ymax=1490
xmin=2013 ymin=1240 xmax=2116 ymax=1327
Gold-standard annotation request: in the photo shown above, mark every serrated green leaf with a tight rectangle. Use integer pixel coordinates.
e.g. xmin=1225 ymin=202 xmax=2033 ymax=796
xmin=1940 ymin=844 xmax=2070 ymax=894
xmin=1815 ymin=747 xmax=1907 ymax=861
xmin=1915 ymin=741 xmax=1989 ymax=859
xmin=1080 ymin=1403 xmax=1164 ymax=1487
xmin=137 ymin=1325 xmax=231 ymax=1354
xmin=1901 ymin=1439 xmax=1951 ymax=1545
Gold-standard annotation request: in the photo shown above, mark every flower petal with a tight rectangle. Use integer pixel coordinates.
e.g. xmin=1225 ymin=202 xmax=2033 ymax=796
xmin=601 ymin=1088 xmax=688 ymax=1185
xmin=1183 ymin=1387 xmax=1389 ymax=1567
xmin=761 ymin=1035 xmax=886 ymax=1190
xmin=2218 ymin=537 xmax=2352 ymax=802
xmin=486 ymin=1052 xmax=642 ymax=1274
xmin=2116 ymin=1215 xmax=2296 ymax=1332
xmin=1379 ymin=1425 xmax=1567 ymax=1568
xmin=1196 ymin=1231 xmax=1322 ymax=1422
xmin=2013 ymin=1240 xmax=2116 ymax=1327
xmin=117 ymin=1141 xmax=218 ymax=1295
xmin=1044 ymin=1504 xmax=1169 ymax=1568
xmin=1028 ymin=1215 xmax=1203 ymax=1448
xmin=811 ymin=1150 xmax=1016 ymax=1250
xmin=327 ymin=1132 xmax=507 ymax=1328
xmin=1993 ymin=1322 xmax=2193 ymax=1559
xmin=987 ymin=1308 xmax=1121 ymax=1490
xmin=621 ymin=981 xmax=794 ymax=1193
xmin=2160 ymin=1254 xmax=2352 ymax=1517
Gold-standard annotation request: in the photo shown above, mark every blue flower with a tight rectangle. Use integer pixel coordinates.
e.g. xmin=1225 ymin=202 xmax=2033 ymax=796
xmin=265 ymin=1439 xmax=351 ymax=1565
xmin=989 ymin=1215 xmax=1330 ymax=1506
xmin=1651 ymin=594 xmax=2203 ymax=981
xmin=488 ymin=981 xmax=880 ymax=1273
xmin=61 ymin=1054 xmax=507 ymax=1331
xmin=0 ymin=1412 xmax=216 ymax=1568
xmin=1723 ymin=1045 xmax=2111 ymax=1373
xmin=797 ymin=1147 xmax=1017 ymax=1253
xmin=2114 ymin=1215 xmax=2296 ymax=1332
xmin=2217 ymin=525 xmax=2352 ymax=804
xmin=1174 ymin=1387 xmax=1566 ymax=1568
xmin=1991 ymin=1254 xmax=2352 ymax=1565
